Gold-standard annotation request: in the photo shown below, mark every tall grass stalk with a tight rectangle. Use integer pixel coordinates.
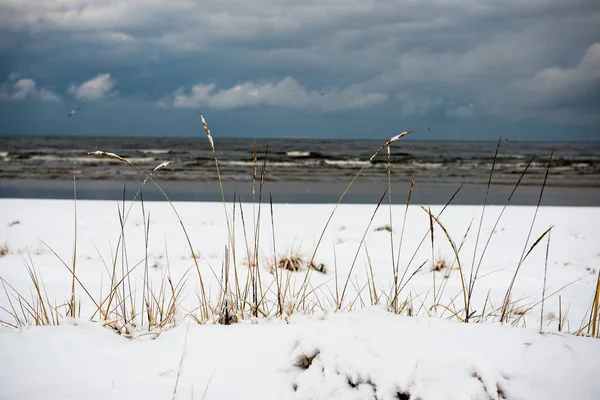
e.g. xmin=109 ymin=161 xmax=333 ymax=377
xmin=308 ymin=131 xmax=413 ymax=267
xmin=386 ymin=146 xmax=395 ymax=305
xmin=70 ymin=162 xmax=78 ymax=317
xmin=269 ymin=193 xmax=283 ymax=316
xmin=86 ymin=151 xmax=209 ymax=320
xmin=590 ymin=269 xmax=600 ymax=337
xmin=421 ymin=206 xmax=468 ymax=319
xmin=390 ymin=173 xmax=415 ymax=312
xmin=390 ymin=184 xmax=463 ymax=310
xmin=435 ymin=218 xmax=474 ymax=311
xmin=172 ymin=322 xmax=190 ymax=400
xmin=501 ymin=151 xmax=553 ymax=322
xmin=297 ymin=132 xmax=413 ymax=310
xmin=540 ymin=230 xmax=551 ymax=333
xmin=428 ymin=206 xmax=436 ymax=304
xmin=467 ymin=153 xmax=535 ymax=322
xmin=465 ymin=137 xmax=501 ymax=322
xmin=198 ymin=112 xmax=236 ymax=273
xmin=339 ymin=189 xmax=387 ymax=308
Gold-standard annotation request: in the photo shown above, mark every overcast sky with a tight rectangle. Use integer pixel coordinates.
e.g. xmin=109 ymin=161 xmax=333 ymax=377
xmin=1 ymin=0 xmax=599 ymax=140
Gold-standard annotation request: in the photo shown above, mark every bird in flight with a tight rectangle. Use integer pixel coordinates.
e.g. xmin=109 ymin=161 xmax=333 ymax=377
xmin=68 ymin=107 xmax=82 ymax=118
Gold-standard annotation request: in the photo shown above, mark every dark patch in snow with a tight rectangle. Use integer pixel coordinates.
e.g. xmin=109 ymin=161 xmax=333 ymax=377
xmin=497 ymin=383 xmax=507 ymax=399
xmin=375 ymin=224 xmax=393 ymax=233
xmin=395 ymin=390 xmax=411 ymax=400
xmin=309 ymin=260 xmax=326 ymax=274
xmin=347 ymin=376 xmax=358 ymax=388
xmin=472 ymin=370 xmax=509 ymax=400
xmin=294 ymin=350 xmax=320 ymax=370
xmin=346 ymin=376 xmax=379 ymax=396
xmin=365 ymin=378 xmax=378 ymax=396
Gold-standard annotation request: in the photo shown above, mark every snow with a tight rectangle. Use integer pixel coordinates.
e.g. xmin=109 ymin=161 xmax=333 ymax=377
xmin=86 ymin=150 xmax=126 ymax=161
xmin=1 ymin=309 xmax=598 ymax=399
xmin=199 ymin=112 xmax=215 ymax=150
xmin=0 ymin=198 xmax=599 ymax=399
xmin=370 ymin=131 xmax=413 ymax=161
xmin=153 ymin=161 xmax=173 ymax=172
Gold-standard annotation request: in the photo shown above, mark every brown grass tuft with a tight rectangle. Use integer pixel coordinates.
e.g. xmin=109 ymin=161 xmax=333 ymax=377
xmin=278 ymin=255 xmax=303 ymax=272
xmin=431 ymin=259 xmax=449 ymax=272
xmin=374 ymin=225 xmax=392 ymax=233
xmin=0 ymin=242 xmax=8 ymax=257
xmin=309 ymin=261 xmax=326 ymax=274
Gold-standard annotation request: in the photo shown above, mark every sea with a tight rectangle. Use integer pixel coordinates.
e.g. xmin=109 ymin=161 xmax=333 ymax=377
xmin=1 ymin=135 xmax=599 ymax=206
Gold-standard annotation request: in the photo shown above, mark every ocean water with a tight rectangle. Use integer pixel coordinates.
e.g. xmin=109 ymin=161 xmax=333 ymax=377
xmin=1 ymin=135 xmax=599 ymax=205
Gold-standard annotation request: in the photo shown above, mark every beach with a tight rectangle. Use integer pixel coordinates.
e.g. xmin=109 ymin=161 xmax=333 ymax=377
xmin=3 ymin=0 xmax=600 ymax=397
xmin=1 ymin=197 xmax=599 ymax=399
xmin=2 ymin=177 xmax=600 ymax=206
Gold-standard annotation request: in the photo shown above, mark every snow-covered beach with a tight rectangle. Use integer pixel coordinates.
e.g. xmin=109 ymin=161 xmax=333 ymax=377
xmin=1 ymin=198 xmax=599 ymax=399
xmin=3 ymin=0 xmax=599 ymax=397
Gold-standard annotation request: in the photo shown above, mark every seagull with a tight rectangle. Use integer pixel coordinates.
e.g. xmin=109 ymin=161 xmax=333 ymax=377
xmin=426 ymin=126 xmax=431 ymax=132
xmin=68 ymin=107 xmax=82 ymax=118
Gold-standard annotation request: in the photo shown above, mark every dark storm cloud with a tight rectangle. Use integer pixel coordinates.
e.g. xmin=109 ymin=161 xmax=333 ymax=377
xmin=0 ymin=0 xmax=598 ymax=139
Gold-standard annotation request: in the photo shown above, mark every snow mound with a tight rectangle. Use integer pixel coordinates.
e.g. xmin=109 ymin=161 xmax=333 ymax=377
xmin=1 ymin=307 xmax=599 ymax=400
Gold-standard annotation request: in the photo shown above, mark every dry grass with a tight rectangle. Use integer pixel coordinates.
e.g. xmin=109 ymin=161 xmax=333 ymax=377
xmin=1 ymin=254 xmax=61 ymax=327
xmin=374 ymin=225 xmax=392 ymax=233
xmin=591 ymin=271 xmax=600 ymax=337
xmin=0 ymin=114 xmax=595 ymax=340
xmin=0 ymin=242 xmax=8 ymax=257
xmin=309 ymin=260 xmax=326 ymax=274
xmin=278 ymin=255 xmax=303 ymax=272
xmin=431 ymin=259 xmax=449 ymax=272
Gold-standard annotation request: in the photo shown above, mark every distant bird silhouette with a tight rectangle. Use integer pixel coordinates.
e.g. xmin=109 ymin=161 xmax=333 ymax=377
xmin=68 ymin=107 xmax=82 ymax=118
xmin=426 ymin=126 xmax=431 ymax=132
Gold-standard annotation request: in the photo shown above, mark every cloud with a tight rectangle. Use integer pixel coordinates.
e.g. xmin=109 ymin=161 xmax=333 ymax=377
xmin=1 ymin=0 xmax=599 ymax=133
xmin=68 ymin=73 xmax=116 ymax=101
xmin=521 ymin=43 xmax=600 ymax=104
xmin=368 ymin=30 xmax=599 ymax=123
xmin=160 ymin=77 xmax=388 ymax=111
xmin=0 ymin=76 xmax=61 ymax=102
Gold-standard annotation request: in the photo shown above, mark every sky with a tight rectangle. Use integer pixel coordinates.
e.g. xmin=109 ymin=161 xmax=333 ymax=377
xmin=0 ymin=0 xmax=599 ymax=140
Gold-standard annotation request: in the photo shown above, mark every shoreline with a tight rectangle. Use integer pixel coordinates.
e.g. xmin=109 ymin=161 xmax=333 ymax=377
xmin=1 ymin=178 xmax=599 ymax=206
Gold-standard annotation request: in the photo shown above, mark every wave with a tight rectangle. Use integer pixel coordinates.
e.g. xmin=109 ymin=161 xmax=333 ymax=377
xmin=139 ymin=149 xmax=171 ymax=155
xmin=323 ymin=159 xmax=365 ymax=169
xmin=23 ymin=155 xmax=162 ymax=165
xmin=221 ymin=160 xmax=321 ymax=168
xmin=286 ymin=151 xmax=311 ymax=157
xmin=281 ymin=150 xmax=328 ymax=160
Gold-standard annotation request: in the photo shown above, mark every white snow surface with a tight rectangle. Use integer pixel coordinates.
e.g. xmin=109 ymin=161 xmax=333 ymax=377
xmin=1 ymin=199 xmax=599 ymax=399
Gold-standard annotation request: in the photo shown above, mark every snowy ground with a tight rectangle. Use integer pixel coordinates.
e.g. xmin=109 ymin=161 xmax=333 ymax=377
xmin=1 ymin=198 xmax=599 ymax=399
